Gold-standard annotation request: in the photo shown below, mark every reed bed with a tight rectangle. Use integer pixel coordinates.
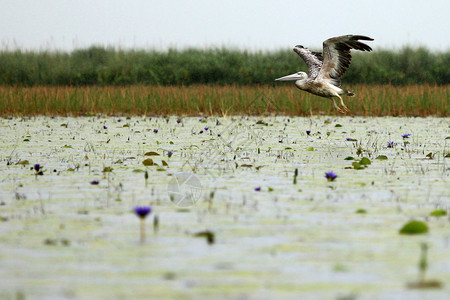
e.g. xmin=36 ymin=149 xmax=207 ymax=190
xmin=0 ymin=84 xmax=448 ymax=117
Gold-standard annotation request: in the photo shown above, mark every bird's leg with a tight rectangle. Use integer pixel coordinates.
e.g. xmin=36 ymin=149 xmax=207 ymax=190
xmin=337 ymin=95 xmax=350 ymax=112
xmin=331 ymin=98 xmax=345 ymax=114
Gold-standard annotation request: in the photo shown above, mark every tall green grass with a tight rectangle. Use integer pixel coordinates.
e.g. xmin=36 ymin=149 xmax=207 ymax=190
xmin=1 ymin=85 xmax=447 ymax=117
xmin=0 ymin=47 xmax=449 ymax=86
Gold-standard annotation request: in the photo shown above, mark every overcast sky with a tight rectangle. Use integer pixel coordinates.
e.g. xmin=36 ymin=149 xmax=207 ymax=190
xmin=1 ymin=0 xmax=449 ymax=52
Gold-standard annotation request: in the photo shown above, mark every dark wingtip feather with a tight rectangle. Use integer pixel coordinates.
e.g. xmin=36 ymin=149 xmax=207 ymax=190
xmin=351 ymin=35 xmax=374 ymax=41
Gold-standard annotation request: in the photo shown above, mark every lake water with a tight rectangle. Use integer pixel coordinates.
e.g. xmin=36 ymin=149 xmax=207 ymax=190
xmin=0 ymin=116 xmax=449 ymax=299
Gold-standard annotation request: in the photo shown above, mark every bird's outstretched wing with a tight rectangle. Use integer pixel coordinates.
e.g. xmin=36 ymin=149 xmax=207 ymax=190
xmin=293 ymin=45 xmax=323 ymax=79
xmin=316 ymin=35 xmax=373 ymax=87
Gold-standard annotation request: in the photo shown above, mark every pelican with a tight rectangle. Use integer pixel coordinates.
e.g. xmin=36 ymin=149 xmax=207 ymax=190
xmin=276 ymin=35 xmax=374 ymax=113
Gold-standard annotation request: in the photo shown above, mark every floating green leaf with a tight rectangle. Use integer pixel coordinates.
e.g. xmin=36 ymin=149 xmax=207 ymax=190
xmin=16 ymin=160 xmax=29 ymax=166
xmin=352 ymin=162 xmax=364 ymax=170
xmin=344 ymin=156 xmax=355 ymax=160
xmin=399 ymin=220 xmax=429 ymax=235
xmin=103 ymin=166 xmax=113 ymax=173
xmin=335 ymin=124 xmax=343 ymax=127
xmin=376 ymin=155 xmax=388 ymax=160
xmin=144 ymin=151 xmax=160 ymax=156
xmin=306 ymin=147 xmax=314 ymax=151
xmin=355 ymin=209 xmax=367 ymax=214
xmin=142 ymin=158 xmax=154 ymax=166
xmin=194 ymin=230 xmax=215 ymax=245
xmin=359 ymin=157 xmax=371 ymax=165
xmin=430 ymin=209 xmax=447 ymax=217
xmin=162 ymin=160 xmax=168 ymax=167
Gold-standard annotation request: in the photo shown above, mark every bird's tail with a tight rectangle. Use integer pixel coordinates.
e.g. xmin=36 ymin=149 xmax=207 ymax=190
xmin=346 ymin=90 xmax=355 ymax=97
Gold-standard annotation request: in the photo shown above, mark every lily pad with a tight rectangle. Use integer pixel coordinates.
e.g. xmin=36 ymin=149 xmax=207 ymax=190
xmin=430 ymin=209 xmax=447 ymax=217
xmin=344 ymin=156 xmax=354 ymax=160
xmin=399 ymin=220 xmax=429 ymax=235
xmin=359 ymin=157 xmax=371 ymax=165
xmin=16 ymin=160 xmax=30 ymax=166
xmin=144 ymin=151 xmax=160 ymax=156
xmin=103 ymin=166 xmax=113 ymax=173
xmin=376 ymin=155 xmax=388 ymax=160
xmin=142 ymin=158 xmax=154 ymax=166
xmin=352 ymin=162 xmax=364 ymax=170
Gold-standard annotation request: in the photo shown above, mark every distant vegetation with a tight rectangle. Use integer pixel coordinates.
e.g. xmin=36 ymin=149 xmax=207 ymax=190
xmin=0 ymin=46 xmax=449 ymax=86
xmin=1 ymin=84 xmax=448 ymax=117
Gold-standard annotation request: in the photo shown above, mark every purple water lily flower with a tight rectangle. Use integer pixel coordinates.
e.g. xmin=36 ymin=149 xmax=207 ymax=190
xmin=325 ymin=171 xmax=338 ymax=182
xmin=254 ymin=186 xmax=261 ymax=191
xmin=176 ymin=119 xmax=181 ymax=124
xmin=90 ymin=180 xmax=99 ymax=185
xmin=103 ymin=125 xmax=108 ymax=129
xmin=168 ymin=151 xmax=173 ymax=158
xmin=153 ymin=129 xmax=158 ymax=133
xmin=204 ymin=127 xmax=209 ymax=131
xmin=134 ymin=205 xmax=152 ymax=219
xmin=387 ymin=141 xmax=395 ymax=148
xmin=306 ymin=130 xmax=311 ymax=135
xmin=402 ymin=133 xmax=410 ymax=139
xmin=34 ymin=164 xmax=41 ymax=172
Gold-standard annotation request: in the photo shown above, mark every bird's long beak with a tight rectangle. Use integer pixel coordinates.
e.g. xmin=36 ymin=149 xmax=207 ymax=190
xmin=275 ymin=73 xmax=302 ymax=81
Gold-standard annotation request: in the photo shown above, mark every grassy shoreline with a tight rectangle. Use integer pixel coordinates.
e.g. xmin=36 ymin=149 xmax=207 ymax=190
xmin=0 ymin=84 xmax=448 ymax=117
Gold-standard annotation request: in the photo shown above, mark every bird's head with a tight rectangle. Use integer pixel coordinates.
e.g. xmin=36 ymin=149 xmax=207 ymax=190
xmin=275 ymin=71 xmax=307 ymax=82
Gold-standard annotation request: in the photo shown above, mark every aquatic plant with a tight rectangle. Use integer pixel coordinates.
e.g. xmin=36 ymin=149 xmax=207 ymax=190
xmin=144 ymin=171 xmax=149 ymax=187
xmin=325 ymin=171 xmax=338 ymax=182
xmin=387 ymin=141 xmax=395 ymax=148
xmin=429 ymin=209 xmax=447 ymax=217
xmin=402 ymin=133 xmax=411 ymax=138
xmin=194 ymin=230 xmax=215 ymax=245
xmin=407 ymin=243 xmax=443 ymax=289
xmin=134 ymin=205 xmax=152 ymax=243
xmin=33 ymin=164 xmax=44 ymax=176
xmin=306 ymin=130 xmax=311 ymax=135
xmin=153 ymin=129 xmax=158 ymax=133
xmin=1 ymin=85 xmax=448 ymax=117
xmin=254 ymin=187 xmax=261 ymax=191
xmin=399 ymin=220 xmax=429 ymax=235
xmin=90 ymin=180 xmax=99 ymax=185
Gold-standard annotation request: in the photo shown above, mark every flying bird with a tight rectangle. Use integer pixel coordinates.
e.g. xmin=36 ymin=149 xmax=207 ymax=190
xmin=275 ymin=35 xmax=374 ymax=113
